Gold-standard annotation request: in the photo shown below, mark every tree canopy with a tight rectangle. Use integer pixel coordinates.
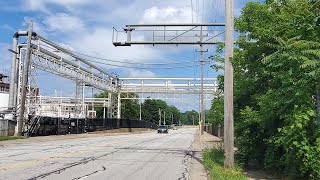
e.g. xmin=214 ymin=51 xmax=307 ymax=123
xmin=208 ymin=0 xmax=320 ymax=178
xmin=93 ymin=92 xmax=198 ymax=126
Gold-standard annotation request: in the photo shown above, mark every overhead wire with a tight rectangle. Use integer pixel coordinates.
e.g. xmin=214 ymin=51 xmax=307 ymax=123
xmin=84 ymin=58 xmax=210 ymax=69
xmin=38 ymin=43 xmax=201 ymax=66
xmin=72 ymin=50 xmax=200 ymax=65
xmin=36 ymin=40 xmax=213 ymax=70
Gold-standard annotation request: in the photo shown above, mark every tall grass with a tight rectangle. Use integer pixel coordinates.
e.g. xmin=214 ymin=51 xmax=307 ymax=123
xmin=203 ymin=148 xmax=247 ymax=180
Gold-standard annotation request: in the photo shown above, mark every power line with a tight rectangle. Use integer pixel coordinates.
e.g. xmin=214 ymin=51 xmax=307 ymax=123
xmin=85 ymin=58 xmax=208 ymax=69
xmin=39 ymin=44 xmax=201 ymax=66
xmin=73 ymin=51 xmax=200 ymax=65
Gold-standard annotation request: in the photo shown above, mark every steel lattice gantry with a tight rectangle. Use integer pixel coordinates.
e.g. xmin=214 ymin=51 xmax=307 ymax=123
xmin=112 ymin=23 xmax=225 ymax=136
xmin=8 ymin=29 xmax=221 ymax=137
xmin=119 ymin=78 xmax=219 ymax=101
xmin=28 ymin=46 xmax=118 ymax=92
xmin=8 ymin=30 xmax=121 ymax=136
xmin=112 ymin=23 xmax=225 ymax=46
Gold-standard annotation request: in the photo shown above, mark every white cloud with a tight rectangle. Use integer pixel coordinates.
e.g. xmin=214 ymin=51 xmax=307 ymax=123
xmin=14 ymin=0 xmax=232 ymax=111
xmin=43 ymin=13 xmax=85 ymax=33
xmin=67 ymin=28 xmax=165 ymax=65
xmin=127 ymin=70 xmax=156 ymax=78
xmin=141 ymin=6 xmax=192 ymax=24
xmin=23 ymin=0 xmax=91 ymax=13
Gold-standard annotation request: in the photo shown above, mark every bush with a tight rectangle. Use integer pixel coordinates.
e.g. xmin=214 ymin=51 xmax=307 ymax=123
xmin=274 ymin=109 xmax=320 ymax=179
xmin=236 ymin=106 xmax=265 ymax=166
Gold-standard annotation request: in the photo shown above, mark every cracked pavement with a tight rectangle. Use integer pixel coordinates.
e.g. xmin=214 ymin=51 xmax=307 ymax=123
xmin=0 ymin=128 xmax=197 ymax=180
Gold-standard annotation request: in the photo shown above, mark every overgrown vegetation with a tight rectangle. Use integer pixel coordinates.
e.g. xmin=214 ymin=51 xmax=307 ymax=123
xmin=203 ymin=148 xmax=247 ymax=180
xmin=208 ymin=0 xmax=320 ymax=179
xmin=0 ymin=136 xmax=23 ymax=141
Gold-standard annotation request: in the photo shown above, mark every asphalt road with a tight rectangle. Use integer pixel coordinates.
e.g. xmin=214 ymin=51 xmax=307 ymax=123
xmin=0 ymin=128 xmax=197 ymax=180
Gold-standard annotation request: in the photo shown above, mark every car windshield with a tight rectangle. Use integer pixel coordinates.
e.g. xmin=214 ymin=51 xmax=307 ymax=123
xmin=159 ymin=125 xmax=167 ymax=128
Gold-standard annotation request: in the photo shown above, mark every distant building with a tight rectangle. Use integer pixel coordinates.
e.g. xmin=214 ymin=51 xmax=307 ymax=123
xmin=0 ymin=73 xmax=9 ymax=109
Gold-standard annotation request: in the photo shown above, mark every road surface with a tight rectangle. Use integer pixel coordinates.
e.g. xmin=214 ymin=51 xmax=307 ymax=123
xmin=0 ymin=128 xmax=197 ymax=180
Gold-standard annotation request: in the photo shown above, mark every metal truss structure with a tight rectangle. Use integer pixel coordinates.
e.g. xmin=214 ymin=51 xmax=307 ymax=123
xmin=112 ymin=23 xmax=225 ymax=136
xmin=33 ymin=96 xmax=110 ymax=118
xmin=8 ymin=30 xmax=120 ymax=136
xmin=119 ymin=77 xmax=218 ymax=94
xmin=112 ymin=23 xmax=225 ymax=46
xmin=22 ymin=45 xmax=119 ymax=92
xmin=108 ymin=93 xmax=121 ymax=124
xmin=8 ymin=27 xmax=221 ymax=136
xmin=120 ymin=93 xmax=214 ymax=101
xmin=119 ymin=77 xmax=219 ymax=101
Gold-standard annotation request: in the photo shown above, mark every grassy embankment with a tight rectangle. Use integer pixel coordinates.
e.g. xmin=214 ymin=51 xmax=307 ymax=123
xmin=0 ymin=136 xmax=23 ymax=141
xmin=203 ymin=148 xmax=247 ymax=180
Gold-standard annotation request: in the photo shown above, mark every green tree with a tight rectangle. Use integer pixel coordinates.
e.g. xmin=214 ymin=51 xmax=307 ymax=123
xmin=207 ymin=95 xmax=224 ymax=126
xmin=94 ymin=91 xmax=109 ymax=118
xmin=120 ymin=93 xmax=140 ymax=119
xmin=231 ymin=0 xmax=320 ymax=178
xmin=181 ymin=110 xmax=199 ymax=125
xmin=141 ymin=99 xmax=168 ymax=124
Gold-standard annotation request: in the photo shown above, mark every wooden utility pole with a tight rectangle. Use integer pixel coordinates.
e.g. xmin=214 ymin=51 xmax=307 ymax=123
xmin=196 ymin=25 xmax=208 ymax=135
xmin=224 ymin=0 xmax=234 ymax=168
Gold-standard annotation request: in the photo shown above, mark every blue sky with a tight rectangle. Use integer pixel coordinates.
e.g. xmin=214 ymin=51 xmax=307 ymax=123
xmin=0 ymin=0 xmax=259 ymax=112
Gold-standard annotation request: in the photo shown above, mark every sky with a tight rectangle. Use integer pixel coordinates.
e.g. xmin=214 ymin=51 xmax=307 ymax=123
xmin=0 ymin=0 xmax=259 ymax=112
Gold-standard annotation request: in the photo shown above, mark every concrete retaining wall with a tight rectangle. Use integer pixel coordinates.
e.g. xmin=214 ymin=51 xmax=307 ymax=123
xmin=204 ymin=124 xmax=222 ymax=137
xmin=0 ymin=120 xmax=16 ymax=136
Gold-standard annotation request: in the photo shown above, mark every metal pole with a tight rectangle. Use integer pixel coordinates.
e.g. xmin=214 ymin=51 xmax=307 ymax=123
xmin=193 ymin=115 xmax=194 ymax=126
xmin=103 ymin=105 xmax=106 ymax=119
xmin=82 ymin=85 xmax=85 ymax=117
xmin=8 ymin=37 xmax=18 ymax=110
xmin=224 ymin=0 xmax=235 ymax=168
xmin=139 ymin=103 xmax=142 ymax=120
xmin=171 ymin=113 xmax=173 ymax=125
xmin=77 ymin=118 xmax=79 ymax=134
xmin=164 ymin=111 xmax=166 ymax=125
xmin=91 ymin=88 xmax=94 ymax=111
xmin=15 ymin=21 xmax=33 ymax=136
xmin=117 ymin=93 xmax=121 ymax=119
xmin=159 ymin=108 xmax=161 ymax=126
